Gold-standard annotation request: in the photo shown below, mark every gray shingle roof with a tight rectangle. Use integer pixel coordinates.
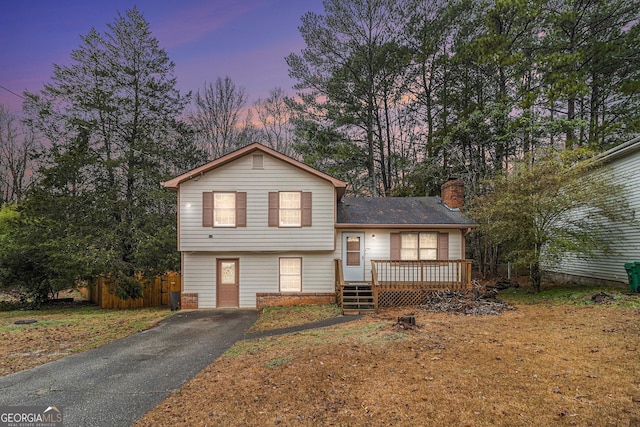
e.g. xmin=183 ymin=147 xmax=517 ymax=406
xmin=337 ymin=197 xmax=477 ymax=226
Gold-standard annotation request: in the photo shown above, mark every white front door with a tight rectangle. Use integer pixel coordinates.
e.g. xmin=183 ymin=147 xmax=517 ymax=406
xmin=342 ymin=232 xmax=365 ymax=282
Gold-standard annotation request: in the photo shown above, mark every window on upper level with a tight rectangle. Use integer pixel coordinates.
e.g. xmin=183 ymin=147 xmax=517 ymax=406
xmin=268 ymin=191 xmax=312 ymax=227
xmin=214 ymin=193 xmax=236 ymax=227
xmin=279 ymin=192 xmax=301 ymax=227
xmin=202 ymin=192 xmax=246 ymax=227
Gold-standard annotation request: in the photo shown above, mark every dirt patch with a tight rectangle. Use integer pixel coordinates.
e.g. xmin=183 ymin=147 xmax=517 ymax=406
xmin=591 ymin=291 xmax=616 ymax=304
xmin=135 ymin=304 xmax=640 ymax=426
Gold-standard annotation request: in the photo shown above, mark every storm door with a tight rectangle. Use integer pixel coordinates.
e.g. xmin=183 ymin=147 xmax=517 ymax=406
xmin=342 ymin=232 xmax=365 ymax=282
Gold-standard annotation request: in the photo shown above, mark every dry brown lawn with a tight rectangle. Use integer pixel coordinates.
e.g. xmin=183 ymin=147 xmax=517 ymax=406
xmin=0 ymin=304 xmax=172 ymax=376
xmin=2 ymin=286 xmax=639 ymax=426
xmin=135 ymin=302 xmax=640 ymax=427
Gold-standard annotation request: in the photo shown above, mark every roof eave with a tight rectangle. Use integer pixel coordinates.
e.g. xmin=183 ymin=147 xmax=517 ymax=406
xmin=593 ymin=135 xmax=640 ymax=164
xmin=335 ymin=223 xmax=479 ymax=229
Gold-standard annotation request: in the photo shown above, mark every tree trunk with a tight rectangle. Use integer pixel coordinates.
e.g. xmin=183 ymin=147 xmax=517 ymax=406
xmin=530 ymin=262 xmax=541 ymax=293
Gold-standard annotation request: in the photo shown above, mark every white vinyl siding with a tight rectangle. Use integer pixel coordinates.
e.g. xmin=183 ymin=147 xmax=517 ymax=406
xmin=336 ymin=229 xmax=463 ymax=282
xmin=548 ymin=144 xmax=640 ymax=284
xmin=178 ymin=153 xmax=336 ymax=251
xmin=183 ymin=252 xmax=336 ymax=308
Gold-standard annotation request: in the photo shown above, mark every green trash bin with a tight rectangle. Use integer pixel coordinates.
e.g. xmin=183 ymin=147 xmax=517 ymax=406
xmin=625 ymin=262 xmax=639 ymax=292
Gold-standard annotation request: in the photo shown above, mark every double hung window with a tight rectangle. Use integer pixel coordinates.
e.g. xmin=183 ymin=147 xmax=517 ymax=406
xmin=400 ymin=232 xmax=438 ymax=260
xmin=279 ymin=258 xmax=302 ymax=291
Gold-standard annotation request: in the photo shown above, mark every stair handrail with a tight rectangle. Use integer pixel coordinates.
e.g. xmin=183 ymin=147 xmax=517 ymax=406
xmin=371 ymin=260 xmax=379 ymax=287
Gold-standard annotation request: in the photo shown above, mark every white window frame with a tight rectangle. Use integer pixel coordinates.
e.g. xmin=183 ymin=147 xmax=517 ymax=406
xmin=400 ymin=232 xmax=438 ymax=260
xmin=213 ymin=192 xmax=236 ymax=227
xmin=279 ymin=257 xmax=302 ymax=292
xmin=279 ymin=191 xmax=301 ymax=227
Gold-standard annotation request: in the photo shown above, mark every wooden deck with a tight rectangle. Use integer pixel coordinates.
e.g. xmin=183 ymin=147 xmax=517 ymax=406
xmin=335 ymin=259 xmax=473 ymax=312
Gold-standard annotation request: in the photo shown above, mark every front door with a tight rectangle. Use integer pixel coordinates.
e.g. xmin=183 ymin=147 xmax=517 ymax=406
xmin=217 ymin=259 xmax=239 ymax=307
xmin=342 ymin=232 xmax=365 ymax=282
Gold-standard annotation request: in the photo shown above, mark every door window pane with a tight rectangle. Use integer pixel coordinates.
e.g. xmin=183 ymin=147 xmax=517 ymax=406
xmin=220 ymin=261 xmax=236 ymax=284
xmin=346 ymin=236 xmax=361 ymax=266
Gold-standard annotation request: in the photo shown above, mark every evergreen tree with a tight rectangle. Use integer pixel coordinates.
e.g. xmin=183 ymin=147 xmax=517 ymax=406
xmin=22 ymin=7 xmax=204 ymax=297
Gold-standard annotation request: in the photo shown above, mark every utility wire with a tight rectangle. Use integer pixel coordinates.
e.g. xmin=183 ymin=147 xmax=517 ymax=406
xmin=0 ymin=84 xmax=26 ymax=100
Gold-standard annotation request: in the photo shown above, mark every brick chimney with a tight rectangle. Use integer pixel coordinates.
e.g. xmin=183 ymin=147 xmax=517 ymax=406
xmin=441 ymin=178 xmax=465 ymax=211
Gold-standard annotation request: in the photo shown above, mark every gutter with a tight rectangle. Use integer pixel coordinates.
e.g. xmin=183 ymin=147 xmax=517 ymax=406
xmin=592 ymin=135 xmax=640 ymax=164
xmin=335 ymin=223 xmax=479 ymax=229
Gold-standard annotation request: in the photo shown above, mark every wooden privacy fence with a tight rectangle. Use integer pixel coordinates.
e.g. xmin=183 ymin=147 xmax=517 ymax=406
xmin=83 ymin=273 xmax=181 ymax=309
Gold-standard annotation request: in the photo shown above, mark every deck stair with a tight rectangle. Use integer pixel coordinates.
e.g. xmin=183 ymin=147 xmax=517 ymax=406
xmin=342 ymin=282 xmax=374 ymax=314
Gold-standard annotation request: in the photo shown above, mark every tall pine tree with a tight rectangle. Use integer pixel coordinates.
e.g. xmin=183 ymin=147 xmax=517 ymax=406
xmin=22 ymin=7 xmax=204 ymax=296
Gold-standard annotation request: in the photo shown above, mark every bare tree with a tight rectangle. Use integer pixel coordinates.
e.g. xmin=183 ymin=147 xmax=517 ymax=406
xmin=253 ymin=87 xmax=297 ymax=157
xmin=0 ymin=105 xmax=39 ymax=203
xmin=190 ymin=77 xmax=248 ymax=159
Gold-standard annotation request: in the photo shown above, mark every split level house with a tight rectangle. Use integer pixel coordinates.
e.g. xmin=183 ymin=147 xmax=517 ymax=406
xmin=162 ymin=143 xmax=478 ymax=312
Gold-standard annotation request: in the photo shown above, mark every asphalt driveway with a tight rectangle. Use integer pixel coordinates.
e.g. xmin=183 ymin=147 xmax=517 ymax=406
xmin=0 ymin=309 xmax=258 ymax=427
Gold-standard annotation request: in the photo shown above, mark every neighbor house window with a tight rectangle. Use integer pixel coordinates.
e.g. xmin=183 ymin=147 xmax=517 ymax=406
xmin=279 ymin=257 xmax=302 ymax=292
xmin=214 ymin=192 xmax=236 ymax=226
xmin=401 ymin=232 xmax=438 ymax=260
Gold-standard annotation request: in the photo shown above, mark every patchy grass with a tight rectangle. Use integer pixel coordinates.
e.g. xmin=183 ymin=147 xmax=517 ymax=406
xmin=136 ymin=288 xmax=640 ymax=427
xmin=247 ymin=304 xmax=342 ymax=333
xmin=265 ymin=356 xmax=294 ymax=369
xmin=498 ymin=281 xmax=640 ymax=307
xmin=0 ymin=306 xmax=172 ymax=376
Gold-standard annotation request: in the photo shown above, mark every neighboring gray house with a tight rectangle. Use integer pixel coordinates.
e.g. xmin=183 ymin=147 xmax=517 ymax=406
xmin=162 ymin=143 xmax=477 ymax=309
xmin=548 ymin=136 xmax=640 ymax=286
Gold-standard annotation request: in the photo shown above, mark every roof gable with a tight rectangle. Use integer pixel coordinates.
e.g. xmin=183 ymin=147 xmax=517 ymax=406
xmin=162 ymin=143 xmax=348 ymax=196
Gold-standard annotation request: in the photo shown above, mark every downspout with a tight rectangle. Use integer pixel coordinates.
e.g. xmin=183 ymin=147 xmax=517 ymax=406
xmin=462 ymin=227 xmax=473 ymax=260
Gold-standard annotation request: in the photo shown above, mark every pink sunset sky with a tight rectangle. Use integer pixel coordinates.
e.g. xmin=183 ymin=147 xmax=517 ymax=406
xmin=0 ymin=0 xmax=324 ymax=112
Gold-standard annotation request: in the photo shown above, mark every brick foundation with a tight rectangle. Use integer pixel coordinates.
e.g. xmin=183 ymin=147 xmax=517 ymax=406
xmin=181 ymin=293 xmax=199 ymax=309
xmin=256 ymin=292 xmax=336 ymax=308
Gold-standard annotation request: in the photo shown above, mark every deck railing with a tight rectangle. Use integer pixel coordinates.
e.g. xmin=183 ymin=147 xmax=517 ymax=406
xmin=334 ymin=259 xmax=473 ymax=311
xmin=371 ymin=259 xmax=472 ymax=290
